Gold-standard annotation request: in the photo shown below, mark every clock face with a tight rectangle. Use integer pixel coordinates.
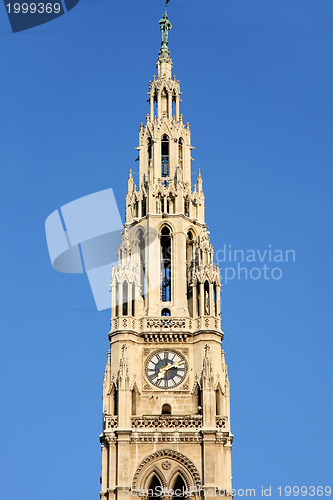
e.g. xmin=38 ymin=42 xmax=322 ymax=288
xmin=145 ymin=350 xmax=187 ymax=389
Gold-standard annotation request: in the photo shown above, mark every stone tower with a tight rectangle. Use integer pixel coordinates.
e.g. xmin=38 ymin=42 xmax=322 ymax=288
xmin=100 ymin=12 xmax=233 ymax=500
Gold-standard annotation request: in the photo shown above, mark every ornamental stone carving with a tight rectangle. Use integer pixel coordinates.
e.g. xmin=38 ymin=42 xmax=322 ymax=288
xmin=132 ymin=416 xmax=202 ymax=430
xmin=132 ymin=449 xmax=201 ymax=489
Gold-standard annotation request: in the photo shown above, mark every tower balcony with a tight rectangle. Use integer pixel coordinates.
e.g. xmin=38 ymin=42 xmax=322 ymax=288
xmin=109 ymin=316 xmax=223 ymax=340
xmin=102 ymin=415 xmax=229 ymax=432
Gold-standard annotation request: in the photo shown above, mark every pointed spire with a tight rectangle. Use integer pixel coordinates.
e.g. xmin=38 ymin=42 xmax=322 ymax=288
xmin=197 ymin=169 xmax=203 ymax=192
xmin=128 ymin=169 xmax=134 ymax=193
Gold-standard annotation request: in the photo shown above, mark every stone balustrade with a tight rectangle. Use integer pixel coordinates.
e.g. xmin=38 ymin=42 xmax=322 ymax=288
xmin=110 ymin=316 xmax=222 ymax=338
xmin=132 ymin=415 xmax=203 ymax=430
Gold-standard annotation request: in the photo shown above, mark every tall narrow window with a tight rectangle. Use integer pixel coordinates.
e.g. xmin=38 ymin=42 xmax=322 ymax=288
xmin=147 ymin=137 xmax=152 ymax=164
xmin=132 ymin=389 xmax=137 ymax=415
xmin=178 ymin=138 xmax=183 ymax=167
xmin=161 ymin=135 xmax=169 ymax=177
xmin=115 ymin=282 xmax=119 ymax=317
xmin=197 ymin=384 xmax=203 ymax=414
xmin=132 ymin=284 xmax=135 ymax=317
xmin=123 ymin=282 xmax=128 ymax=316
xmin=214 ymin=284 xmax=217 ymax=316
xmin=111 ymin=386 xmax=118 ymax=415
xmin=204 ymin=281 xmax=210 ymax=315
xmin=148 ymin=476 xmax=162 ymax=500
xmin=172 ymin=476 xmax=186 ymax=500
xmin=139 ymin=231 xmax=146 ymax=300
xmin=186 ymin=231 xmax=194 ymax=299
xmin=184 ymin=197 xmax=189 ymax=217
xmin=216 ymin=388 xmax=223 ymax=416
xmin=196 ymin=282 xmax=200 ymax=316
xmin=160 ymin=226 xmax=172 ymax=302
xmin=142 ymin=197 xmax=147 ymax=217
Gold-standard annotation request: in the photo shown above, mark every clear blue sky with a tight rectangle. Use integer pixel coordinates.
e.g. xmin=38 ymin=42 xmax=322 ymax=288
xmin=1 ymin=0 xmax=332 ymax=498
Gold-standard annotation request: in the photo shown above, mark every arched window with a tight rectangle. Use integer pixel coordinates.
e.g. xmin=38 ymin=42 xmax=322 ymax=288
xmin=115 ymin=282 xmax=119 ymax=317
xmin=216 ymin=388 xmax=223 ymax=416
xmin=147 ymin=137 xmax=152 ymax=163
xmin=160 ymin=226 xmax=172 ymax=302
xmin=148 ymin=475 xmax=162 ymax=500
xmin=184 ymin=197 xmax=189 ymax=217
xmin=132 ymin=284 xmax=135 ymax=317
xmin=123 ymin=282 xmax=128 ymax=316
xmin=161 ymin=87 xmax=168 ymax=116
xmin=172 ymin=475 xmax=187 ymax=500
xmin=204 ymin=281 xmax=210 ymax=316
xmin=142 ymin=197 xmax=147 ymax=217
xmin=161 ymin=308 xmax=171 ymax=316
xmin=197 ymin=384 xmax=203 ymax=414
xmin=110 ymin=386 xmax=118 ymax=415
xmin=213 ymin=284 xmax=217 ymax=317
xmin=161 ymin=135 xmax=169 ymax=177
xmin=186 ymin=231 xmax=194 ymax=300
xmin=138 ymin=231 xmax=146 ymax=300
xmin=132 ymin=388 xmax=137 ymax=415
xmin=178 ymin=138 xmax=183 ymax=167
xmin=161 ymin=403 xmax=171 ymax=415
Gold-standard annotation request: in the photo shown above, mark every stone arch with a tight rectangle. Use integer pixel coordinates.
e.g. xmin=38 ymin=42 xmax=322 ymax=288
xmin=158 ymin=221 xmax=174 ymax=234
xmin=132 ymin=449 xmax=201 ymax=490
xmin=168 ymin=467 xmax=192 ymax=492
xmin=141 ymin=466 xmax=167 ymax=492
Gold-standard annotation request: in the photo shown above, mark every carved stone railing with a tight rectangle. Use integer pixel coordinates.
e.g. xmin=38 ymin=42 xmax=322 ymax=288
xmin=216 ymin=416 xmax=228 ymax=429
xmin=103 ymin=416 xmax=118 ymax=431
xmin=103 ymin=415 xmax=227 ymax=432
xmin=146 ymin=318 xmax=186 ymax=329
xmin=132 ymin=415 xmax=203 ymax=430
xmin=110 ymin=316 xmax=222 ymax=337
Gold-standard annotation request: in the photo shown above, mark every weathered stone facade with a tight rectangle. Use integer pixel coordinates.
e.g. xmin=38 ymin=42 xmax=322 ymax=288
xmin=100 ymin=14 xmax=233 ymax=500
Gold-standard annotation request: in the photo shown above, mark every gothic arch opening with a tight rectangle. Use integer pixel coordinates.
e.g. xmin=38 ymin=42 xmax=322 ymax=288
xmin=160 ymin=225 xmax=172 ymax=302
xmin=184 ymin=196 xmax=189 ymax=217
xmin=161 ymin=308 xmax=171 ymax=316
xmin=123 ymin=281 xmax=128 ymax=316
xmin=110 ymin=384 xmax=118 ymax=415
xmin=178 ymin=138 xmax=183 ymax=168
xmin=147 ymin=137 xmax=153 ymax=164
xmin=132 ymin=450 xmax=201 ymax=492
xmin=204 ymin=281 xmax=210 ymax=316
xmin=147 ymin=475 xmax=162 ymax=500
xmin=161 ymin=135 xmax=170 ymax=177
xmin=216 ymin=386 xmax=223 ymax=416
xmin=172 ymin=475 xmax=187 ymax=500
xmin=138 ymin=230 xmax=146 ymax=300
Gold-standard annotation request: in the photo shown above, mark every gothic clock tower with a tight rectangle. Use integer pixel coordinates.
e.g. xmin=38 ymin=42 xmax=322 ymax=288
xmin=100 ymin=12 xmax=233 ymax=500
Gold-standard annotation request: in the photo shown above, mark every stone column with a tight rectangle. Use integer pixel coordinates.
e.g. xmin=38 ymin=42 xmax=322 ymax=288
xmin=199 ymin=282 xmax=204 ymax=317
xmin=216 ymin=285 xmax=221 ymax=318
xmin=157 ymin=91 xmax=161 ymax=121
xmin=150 ymin=95 xmax=154 ymax=121
xmin=209 ymin=283 xmax=214 ymax=317
xmin=176 ymin=95 xmax=180 ymax=121
xmin=118 ymin=283 xmax=123 ymax=317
